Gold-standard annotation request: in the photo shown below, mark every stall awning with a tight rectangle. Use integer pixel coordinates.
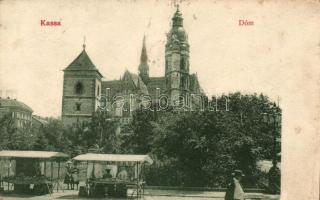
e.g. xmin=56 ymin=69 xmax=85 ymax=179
xmin=0 ymin=150 xmax=69 ymax=160
xmin=73 ymin=153 xmax=153 ymax=165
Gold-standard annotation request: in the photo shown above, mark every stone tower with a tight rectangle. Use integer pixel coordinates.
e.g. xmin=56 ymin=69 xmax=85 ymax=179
xmin=62 ymin=44 xmax=103 ymax=126
xmin=165 ymin=7 xmax=190 ymax=105
xmin=138 ymin=35 xmax=149 ymax=84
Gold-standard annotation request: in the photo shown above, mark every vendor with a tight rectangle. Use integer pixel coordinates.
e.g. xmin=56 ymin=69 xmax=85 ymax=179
xmin=102 ymin=168 xmax=112 ymax=179
xmin=117 ymin=167 xmax=128 ymax=181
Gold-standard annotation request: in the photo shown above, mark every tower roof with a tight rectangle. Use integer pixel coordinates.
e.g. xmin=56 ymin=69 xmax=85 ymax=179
xmin=167 ymin=6 xmax=188 ymax=44
xmin=140 ymin=35 xmax=148 ymax=63
xmin=64 ymin=46 xmax=103 ymax=78
xmin=64 ymin=49 xmax=96 ymax=71
xmin=138 ymin=35 xmax=150 ymax=83
xmin=172 ymin=5 xmax=183 ymax=27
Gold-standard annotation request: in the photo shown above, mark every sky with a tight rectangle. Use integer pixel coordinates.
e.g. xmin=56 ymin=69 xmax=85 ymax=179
xmin=0 ymin=0 xmax=319 ymax=117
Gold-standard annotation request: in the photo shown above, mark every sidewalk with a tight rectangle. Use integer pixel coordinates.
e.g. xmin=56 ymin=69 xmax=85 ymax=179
xmin=0 ymin=189 xmax=280 ymax=200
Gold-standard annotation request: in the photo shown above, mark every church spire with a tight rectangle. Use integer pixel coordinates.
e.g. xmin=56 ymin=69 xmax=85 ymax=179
xmin=172 ymin=5 xmax=183 ymax=27
xmin=140 ymin=35 xmax=148 ymax=63
xmin=83 ymin=36 xmax=86 ymax=50
xmin=138 ymin=35 xmax=149 ymax=84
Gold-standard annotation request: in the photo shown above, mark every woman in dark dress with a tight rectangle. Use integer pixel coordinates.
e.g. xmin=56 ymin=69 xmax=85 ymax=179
xmin=64 ymin=161 xmax=74 ymax=190
xmin=72 ymin=167 xmax=80 ymax=190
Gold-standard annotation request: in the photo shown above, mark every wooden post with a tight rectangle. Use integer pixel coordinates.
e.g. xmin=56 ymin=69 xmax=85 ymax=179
xmin=7 ymin=159 xmax=11 ymax=191
xmin=136 ymin=163 xmax=139 ymax=199
xmin=142 ymin=163 xmax=145 ymax=197
xmin=92 ymin=162 xmax=95 ymax=178
xmin=51 ymin=161 xmax=53 ymax=181
xmin=44 ymin=161 xmax=47 ymax=177
xmin=57 ymin=161 xmax=60 ymax=192
xmin=86 ymin=161 xmax=88 ymax=185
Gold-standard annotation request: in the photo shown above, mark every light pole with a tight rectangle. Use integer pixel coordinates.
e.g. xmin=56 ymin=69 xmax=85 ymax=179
xmin=98 ymin=118 xmax=112 ymax=153
xmin=262 ymin=103 xmax=281 ymax=162
xmin=263 ymin=102 xmax=281 ymax=194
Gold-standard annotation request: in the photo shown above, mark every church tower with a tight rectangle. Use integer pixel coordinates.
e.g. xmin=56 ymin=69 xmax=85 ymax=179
xmin=62 ymin=43 xmax=102 ymax=126
xmin=165 ymin=6 xmax=190 ymax=105
xmin=138 ymin=36 xmax=149 ymax=84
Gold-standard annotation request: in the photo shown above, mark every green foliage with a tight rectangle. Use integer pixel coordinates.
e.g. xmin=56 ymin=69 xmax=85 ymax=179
xmin=121 ymin=107 xmax=158 ymax=154
xmin=83 ymin=111 xmax=120 ymax=153
xmin=0 ymin=92 xmax=281 ymax=188
xmin=0 ymin=113 xmax=37 ymax=150
xmin=33 ymin=111 xmax=120 ymax=155
xmin=122 ymin=92 xmax=281 ymax=187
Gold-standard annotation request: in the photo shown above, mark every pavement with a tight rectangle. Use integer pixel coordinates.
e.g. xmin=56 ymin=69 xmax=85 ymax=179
xmin=0 ymin=189 xmax=280 ymax=200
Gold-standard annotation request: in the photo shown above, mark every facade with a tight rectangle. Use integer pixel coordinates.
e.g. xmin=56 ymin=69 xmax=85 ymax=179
xmin=61 ymin=45 xmax=103 ymax=126
xmin=0 ymin=97 xmax=33 ymax=128
xmin=62 ymin=8 xmax=206 ymax=126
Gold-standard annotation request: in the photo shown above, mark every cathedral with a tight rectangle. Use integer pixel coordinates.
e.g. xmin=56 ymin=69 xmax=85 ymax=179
xmin=62 ymin=7 xmax=206 ymax=126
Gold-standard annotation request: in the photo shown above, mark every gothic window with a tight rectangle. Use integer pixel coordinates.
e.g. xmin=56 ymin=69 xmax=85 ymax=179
xmin=181 ymin=76 xmax=186 ymax=89
xmin=180 ymin=57 xmax=185 ymax=71
xmin=76 ymin=103 xmax=81 ymax=111
xmin=75 ymin=82 xmax=84 ymax=95
xmin=97 ymin=85 xmax=100 ymax=96
xmin=165 ymin=59 xmax=169 ymax=72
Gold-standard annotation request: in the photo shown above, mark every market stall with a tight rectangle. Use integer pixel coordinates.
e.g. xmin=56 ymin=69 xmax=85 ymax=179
xmin=73 ymin=153 xmax=153 ymax=199
xmin=0 ymin=150 xmax=69 ymax=195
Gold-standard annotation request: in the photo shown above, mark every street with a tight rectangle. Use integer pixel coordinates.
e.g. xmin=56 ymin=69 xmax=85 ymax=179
xmin=0 ymin=189 xmax=280 ymax=200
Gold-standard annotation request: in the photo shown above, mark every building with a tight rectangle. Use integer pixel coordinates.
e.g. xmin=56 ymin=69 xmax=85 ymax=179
xmin=0 ymin=97 xmax=33 ymax=128
xmin=62 ymin=8 xmax=206 ymax=126
xmin=32 ymin=115 xmax=48 ymax=129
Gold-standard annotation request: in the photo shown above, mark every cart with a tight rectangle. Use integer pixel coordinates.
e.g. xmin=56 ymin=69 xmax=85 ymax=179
xmin=73 ymin=153 xmax=153 ymax=199
xmin=0 ymin=150 xmax=69 ymax=195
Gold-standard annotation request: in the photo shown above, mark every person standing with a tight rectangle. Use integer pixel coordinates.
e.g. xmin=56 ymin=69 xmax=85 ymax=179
xmin=225 ymin=169 xmax=245 ymax=200
xmin=268 ymin=160 xmax=281 ymax=194
xmin=72 ymin=166 xmax=80 ymax=190
xmin=64 ymin=161 xmax=74 ymax=190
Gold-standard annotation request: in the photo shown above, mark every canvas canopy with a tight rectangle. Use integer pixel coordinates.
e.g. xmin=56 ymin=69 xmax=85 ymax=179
xmin=0 ymin=150 xmax=69 ymax=160
xmin=73 ymin=153 xmax=153 ymax=165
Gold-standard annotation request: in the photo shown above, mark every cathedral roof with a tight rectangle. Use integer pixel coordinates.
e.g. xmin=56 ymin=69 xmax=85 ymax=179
xmin=101 ymin=80 xmax=122 ymax=98
xmin=102 ymin=71 xmax=149 ymax=95
xmin=146 ymin=77 xmax=166 ymax=98
xmin=190 ymin=73 xmax=205 ymax=94
xmin=123 ymin=71 xmax=149 ymax=94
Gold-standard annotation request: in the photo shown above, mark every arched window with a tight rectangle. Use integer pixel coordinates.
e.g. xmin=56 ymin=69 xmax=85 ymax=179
xmin=75 ymin=82 xmax=84 ymax=95
xmin=97 ymin=85 xmax=100 ymax=96
xmin=76 ymin=103 xmax=81 ymax=111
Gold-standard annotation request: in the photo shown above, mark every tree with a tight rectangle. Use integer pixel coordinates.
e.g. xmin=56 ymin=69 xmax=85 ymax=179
xmin=121 ymin=107 xmax=158 ymax=154
xmin=0 ymin=113 xmax=37 ymax=150
xmin=72 ymin=111 xmax=121 ymax=154
xmin=125 ymin=92 xmax=281 ymax=187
